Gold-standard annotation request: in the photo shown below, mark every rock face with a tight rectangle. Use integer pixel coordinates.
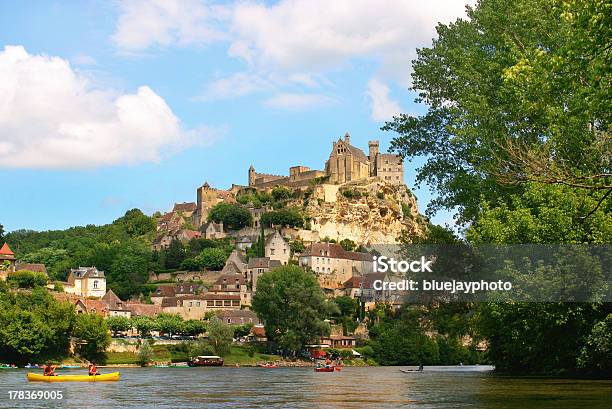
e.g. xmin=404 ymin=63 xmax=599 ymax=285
xmin=303 ymin=179 xmax=425 ymax=245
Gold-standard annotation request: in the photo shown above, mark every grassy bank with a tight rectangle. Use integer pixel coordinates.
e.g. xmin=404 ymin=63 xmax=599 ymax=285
xmin=105 ymin=345 xmax=279 ymax=366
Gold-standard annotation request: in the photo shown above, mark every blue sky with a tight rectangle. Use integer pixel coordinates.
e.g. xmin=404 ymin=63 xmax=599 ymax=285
xmin=0 ymin=0 xmax=469 ymax=232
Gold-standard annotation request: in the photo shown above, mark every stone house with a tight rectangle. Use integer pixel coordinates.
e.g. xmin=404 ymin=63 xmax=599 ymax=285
xmin=209 ymin=273 xmax=251 ymax=306
xmin=162 ymin=293 xmax=241 ymax=320
xmin=64 ymin=266 xmax=106 ymax=298
xmin=299 ymin=243 xmax=373 ymax=288
xmin=265 ymin=230 xmax=290 ymax=265
xmin=246 ymin=257 xmax=282 ymax=293
xmin=201 ymin=221 xmax=226 ymax=239
xmin=236 ymin=235 xmax=257 ymax=251
xmin=173 ymin=202 xmax=197 ymax=218
xmin=216 ymin=309 xmax=260 ymax=325
xmin=103 ymin=289 xmax=131 ymax=318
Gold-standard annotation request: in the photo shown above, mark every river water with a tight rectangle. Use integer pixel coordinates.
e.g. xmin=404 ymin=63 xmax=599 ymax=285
xmin=0 ymin=366 xmax=610 ymax=408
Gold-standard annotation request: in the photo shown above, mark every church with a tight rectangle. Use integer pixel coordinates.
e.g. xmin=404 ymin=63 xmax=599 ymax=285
xmin=248 ymin=132 xmax=404 ymax=188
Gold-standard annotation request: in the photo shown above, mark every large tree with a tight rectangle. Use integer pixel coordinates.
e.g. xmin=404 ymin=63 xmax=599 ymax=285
xmin=208 ymin=203 xmax=253 ymax=230
xmin=384 ymin=0 xmax=610 ymax=223
xmin=252 ymin=265 xmax=334 ymax=354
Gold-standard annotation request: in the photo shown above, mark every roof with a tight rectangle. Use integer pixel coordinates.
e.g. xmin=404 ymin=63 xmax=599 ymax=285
xmin=77 ymin=299 xmax=108 ymax=314
xmin=248 ymin=257 xmax=282 ymax=269
xmin=265 ymin=230 xmax=287 ymax=247
xmin=152 ymin=284 xmax=176 ymax=298
xmin=184 ymin=293 xmax=240 ymax=301
xmin=215 ymin=309 xmax=258 ymax=319
xmin=179 ymin=229 xmax=202 ymax=240
xmin=0 ymin=243 xmax=15 ymax=256
xmin=237 ymin=235 xmax=257 ymax=244
xmin=221 ymin=260 xmax=243 ymax=275
xmin=300 ymin=243 xmax=371 ymax=262
xmin=15 ymin=263 xmax=47 ymax=275
xmin=361 ymin=273 xmax=388 ymax=289
xmin=213 ymin=274 xmax=245 ymax=286
xmin=335 ymin=139 xmax=368 ymax=161
xmin=173 ymin=202 xmax=197 ymax=213
xmin=102 ymin=289 xmax=128 ymax=310
xmin=176 ymin=283 xmax=199 ymax=295
xmin=250 ymin=325 xmax=266 ymax=338
xmin=161 ymin=297 xmax=179 ymax=308
xmin=126 ymin=302 xmax=161 ymax=317
xmin=70 ymin=267 xmax=105 ymax=279
xmin=343 ymin=276 xmax=362 ymax=289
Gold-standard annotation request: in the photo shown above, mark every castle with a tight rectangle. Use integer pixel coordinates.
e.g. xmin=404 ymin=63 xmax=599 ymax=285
xmin=248 ymin=133 xmax=404 ymax=189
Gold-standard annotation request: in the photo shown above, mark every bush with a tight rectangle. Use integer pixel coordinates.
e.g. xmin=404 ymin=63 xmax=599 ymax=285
xmin=208 ymin=203 xmax=253 ymax=230
xmin=137 ymin=340 xmax=153 ymax=367
xmin=195 ymin=248 xmax=228 ymax=271
xmin=271 ymin=186 xmax=293 ymax=201
xmin=8 ymin=270 xmax=48 ymax=288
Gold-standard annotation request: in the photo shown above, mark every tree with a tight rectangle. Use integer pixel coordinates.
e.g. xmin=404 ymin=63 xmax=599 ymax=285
xmin=289 ymin=239 xmax=305 ymax=255
xmin=180 ymin=258 xmax=201 ymax=271
xmin=7 ymin=270 xmax=48 ymax=288
xmin=233 ymin=323 xmax=254 ymax=339
xmin=195 ymin=248 xmax=228 ymax=271
xmin=131 ymin=316 xmax=155 ymax=337
xmin=252 ymin=265 xmax=332 ymax=354
xmin=207 ymin=317 xmax=233 ymax=356
xmin=72 ymin=313 xmax=111 ymax=362
xmin=208 ymin=203 xmax=253 ymax=230
xmin=106 ymin=316 xmax=131 ymax=336
xmin=182 ymin=319 xmax=207 ymax=337
xmin=0 ymin=223 xmax=4 ymax=243
xmin=114 ymin=209 xmax=155 ymax=237
xmin=136 ymin=340 xmax=154 ymax=367
xmin=339 ymin=239 xmax=356 ymax=252
xmin=384 ymin=0 xmax=610 ymax=223
xmin=156 ymin=313 xmax=184 ymax=337
xmin=165 ymin=239 xmax=186 ymax=270
xmin=271 ymin=186 xmax=293 ymax=202
xmin=260 ymin=208 xmax=304 ymax=228
xmin=108 ymin=251 xmax=149 ymax=300
xmin=333 ymin=296 xmax=358 ymax=318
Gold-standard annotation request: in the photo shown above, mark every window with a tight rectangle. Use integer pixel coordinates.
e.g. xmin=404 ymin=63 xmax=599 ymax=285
xmin=93 ymin=280 xmax=98 ymax=289
xmin=196 ymin=302 xmax=200 ymax=307
xmin=207 ymin=301 xmax=214 ymax=306
xmin=270 ymin=249 xmax=275 ymax=255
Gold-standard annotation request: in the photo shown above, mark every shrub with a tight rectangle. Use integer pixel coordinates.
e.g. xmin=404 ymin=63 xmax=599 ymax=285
xmin=8 ymin=270 xmax=48 ymax=288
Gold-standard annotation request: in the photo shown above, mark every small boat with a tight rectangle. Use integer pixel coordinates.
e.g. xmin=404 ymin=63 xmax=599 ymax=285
xmin=59 ymin=364 xmax=81 ymax=369
xmin=187 ymin=356 xmax=224 ymax=367
xmin=314 ymin=366 xmax=336 ymax=373
xmin=27 ymin=372 xmax=120 ymax=382
xmin=399 ymin=368 xmax=423 ymax=373
xmin=0 ymin=366 xmax=18 ymax=369
xmin=334 ymin=366 xmax=342 ymax=371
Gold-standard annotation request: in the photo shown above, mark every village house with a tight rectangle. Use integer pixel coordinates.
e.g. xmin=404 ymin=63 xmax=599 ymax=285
xmin=299 ymin=243 xmax=373 ymax=288
xmin=161 ymin=293 xmax=241 ymax=320
xmin=74 ymin=298 xmax=108 ymax=316
xmin=236 ymin=235 xmax=257 ymax=251
xmin=216 ymin=309 xmax=260 ymax=325
xmin=221 ymin=250 xmax=248 ymax=275
xmin=63 ymin=266 xmax=106 ymax=298
xmin=150 ymin=283 xmax=200 ymax=305
xmin=201 ymin=221 xmax=226 ymax=239
xmin=265 ymin=230 xmax=290 ymax=265
xmin=209 ymin=273 xmax=251 ymax=306
xmin=246 ymin=257 xmax=282 ymax=292
xmin=103 ymin=289 xmax=131 ymax=318
xmin=320 ymin=335 xmax=358 ymax=349
xmin=0 ymin=242 xmax=16 ymax=279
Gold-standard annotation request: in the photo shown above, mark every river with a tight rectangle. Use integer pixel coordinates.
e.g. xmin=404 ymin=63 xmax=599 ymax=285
xmin=1 ymin=366 xmax=610 ymax=408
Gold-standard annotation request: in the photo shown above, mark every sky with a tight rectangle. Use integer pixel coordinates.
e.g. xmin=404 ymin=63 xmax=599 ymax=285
xmin=0 ymin=0 xmax=471 ymax=233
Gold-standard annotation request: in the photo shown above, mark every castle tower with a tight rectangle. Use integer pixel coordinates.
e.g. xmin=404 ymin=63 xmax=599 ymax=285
xmin=368 ymin=140 xmax=380 ymax=176
xmin=248 ymin=165 xmax=256 ymax=186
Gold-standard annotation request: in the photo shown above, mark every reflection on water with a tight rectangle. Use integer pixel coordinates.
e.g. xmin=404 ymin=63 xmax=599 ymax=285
xmin=1 ymin=366 xmax=610 ymax=408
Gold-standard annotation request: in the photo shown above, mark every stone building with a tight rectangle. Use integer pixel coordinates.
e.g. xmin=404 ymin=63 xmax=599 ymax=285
xmin=265 ymin=230 xmax=290 ymax=265
xmin=64 ymin=266 xmax=106 ymax=298
xmin=248 ymin=132 xmax=403 ymax=188
xmin=192 ymin=182 xmax=234 ymax=227
xmin=299 ymin=243 xmax=373 ymax=289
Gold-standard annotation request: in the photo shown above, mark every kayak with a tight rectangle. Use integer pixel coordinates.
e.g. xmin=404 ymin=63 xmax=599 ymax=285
xmin=27 ymin=372 xmax=120 ymax=382
xmin=314 ymin=366 xmax=336 ymax=372
xmin=399 ymin=369 xmax=423 ymax=373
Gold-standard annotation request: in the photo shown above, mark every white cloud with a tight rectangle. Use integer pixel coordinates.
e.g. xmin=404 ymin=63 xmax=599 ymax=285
xmin=0 ymin=45 xmax=210 ymax=169
xmin=198 ymin=72 xmax=272 ymax=100
xmin=263 ymin=93 xmax=336 ymax=110
xmin=366 ymin=78 xmax=402 ymax=122
xmin=227 ymin=0 xmax=470 ymax=83
xmin=112 ymin=0 xmax=226 ymax=52
xmin=72 ymin=55 xmax=97 ymax=65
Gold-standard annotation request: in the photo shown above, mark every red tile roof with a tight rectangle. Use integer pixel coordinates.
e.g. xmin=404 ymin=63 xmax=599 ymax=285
xmin=0 ymin=243 xmax=15 ymax=256
xmin=173 ymin=202 xmax=197 ymax=212
xmin=301 ymin=243 xmax=370 ymax=261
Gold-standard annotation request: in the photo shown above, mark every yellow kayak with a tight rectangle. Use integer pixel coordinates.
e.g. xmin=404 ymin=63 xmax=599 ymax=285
xmin=27 ymin=372 xmax=120 ymax=382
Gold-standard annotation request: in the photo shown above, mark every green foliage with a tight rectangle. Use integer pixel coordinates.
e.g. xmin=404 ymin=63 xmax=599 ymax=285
xmin=155 ymin=313 xmax=184 ymax=336
xmin=182 ymin=319 xmax=207 ymax=336
xmin=207 ymin=317 xmax=234 ymax=356
xmin=164 ymin=239 xmax=185 ymax=270
xmin=180 ymin=258 xmax=201 ymax=271
xmin=208 ymin=203 xmax=253 ymax=230
xmin=233 ymin=323 xmax=254 ymax=338
xmin=260 ymin=207 xmax=304 ymax=228
xmin=73 ymin=313 xmax=111 ymax=363
xmin=252 ymin=265 xmax=332 ymax=354
xmin=401 ymin=203 xmax=412 ymax=219
xmin=53 ymin=281 xmax=64 ymax=292
xmin=136 ymin=340 xmax=154 ymax=367
xmin=106 ymin=316 xmax=131 ymax=335
xmin=289 ymin=238 xmax=305 ymax=255
xmin=271 ymin=186 xmax=293 ymax=201
xmin=131 ymin=316 xmax=155 ymax=337
xmin=338 ymin=239 xmax=356 ymax=252
xmin=0 ymin=288 xmax=75 ymax=365
xmin=195 ymin=247 xmax=229 ymax=271
xmin=7 ymin=270 xmax=48 ymax=288
xmin=577 ymin=314 xmax=612 ymax=375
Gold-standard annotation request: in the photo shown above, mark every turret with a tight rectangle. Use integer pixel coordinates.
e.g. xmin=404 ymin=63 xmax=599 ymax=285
xmin=344 ymin=132 xmax=351 ymax=145
xmin=368 ymin=140 xmax=380 ymax=176
xmin=248 ymin=165 xmax=256 ymax=186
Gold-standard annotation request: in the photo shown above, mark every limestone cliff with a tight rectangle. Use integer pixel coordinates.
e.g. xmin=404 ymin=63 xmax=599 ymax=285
xmin=301 ymin=178 xmax=426 ymax=245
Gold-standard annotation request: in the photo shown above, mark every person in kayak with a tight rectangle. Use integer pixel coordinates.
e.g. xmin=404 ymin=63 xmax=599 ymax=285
xmin=88 ymin=362 xmax=98 ymax=376
xmin=43 ymin=363 xmax=57 ymax=376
